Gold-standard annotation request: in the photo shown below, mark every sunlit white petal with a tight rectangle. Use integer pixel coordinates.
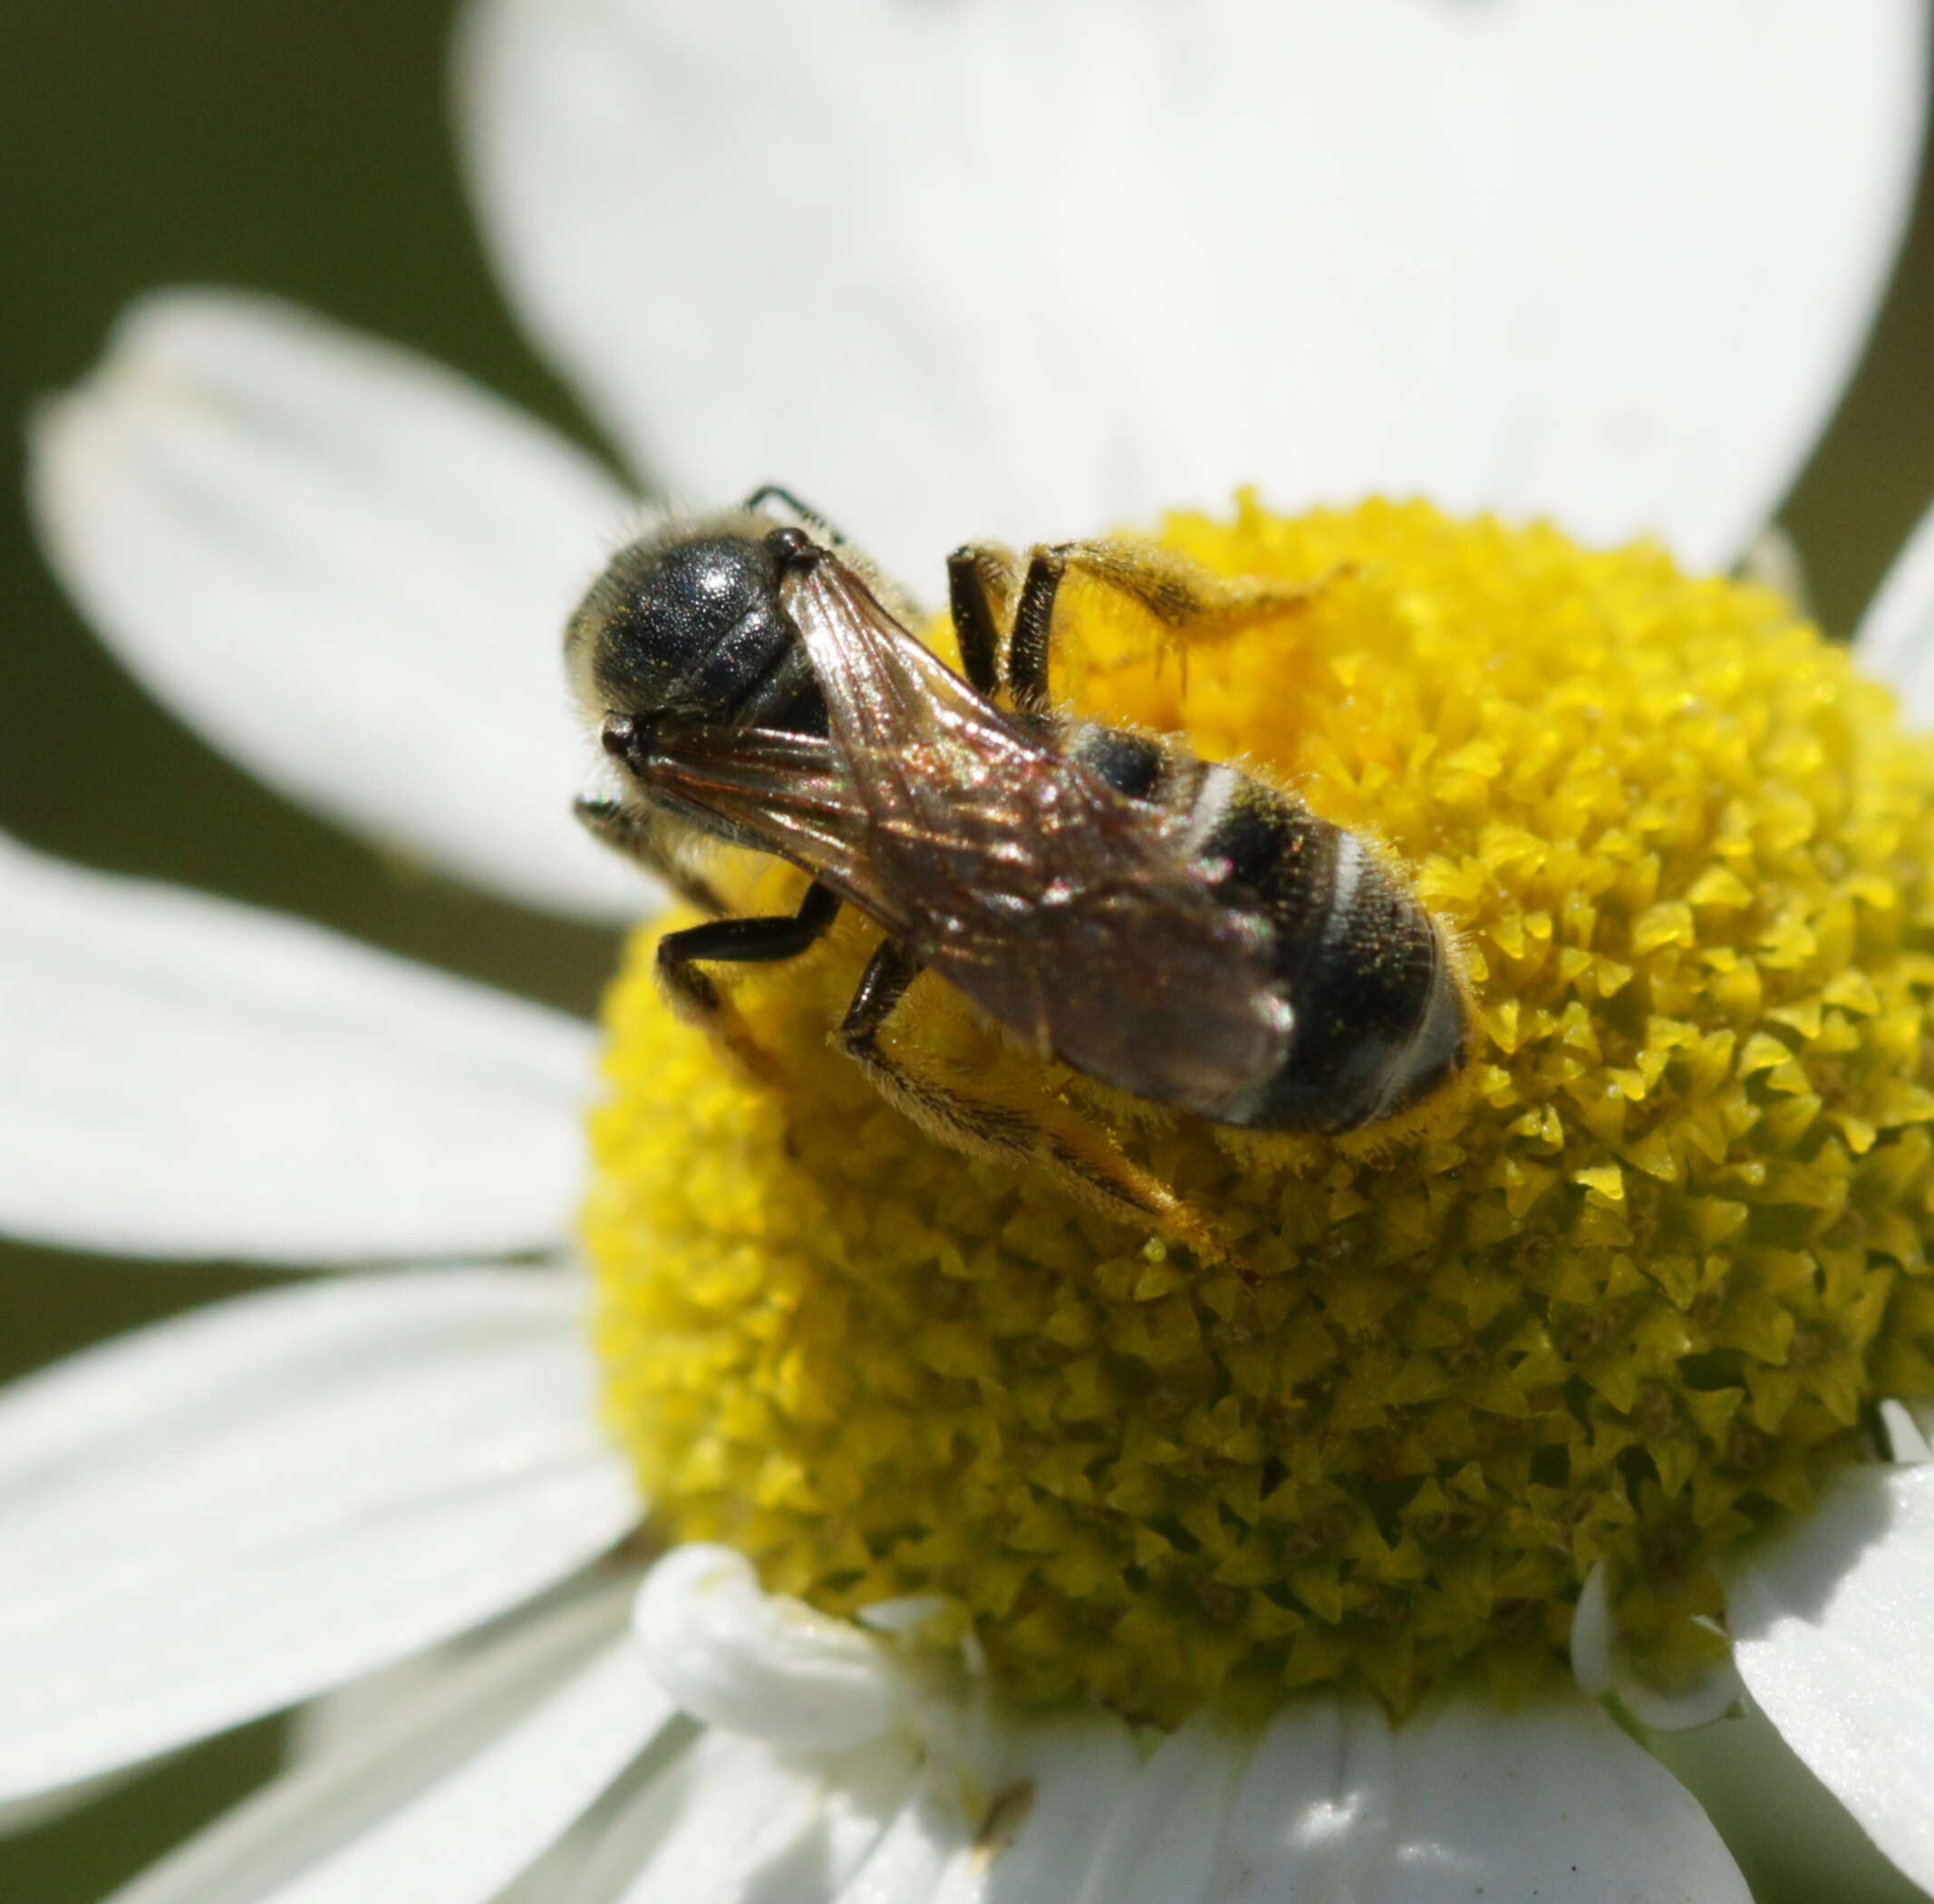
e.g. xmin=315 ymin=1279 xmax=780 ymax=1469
xmin=1069 ymin=1690 xmax=1749 ymax=1902
xmin=0 ymin=1271 xmax=636 ymax=1807
xmin=817 ymin=1706 xmax=1139 ymax=1904
xmin=1210 ymin=1697 xmax=1390 ymax=1902
xmin=1729 ymin=1463 xmax=1934 ymax=1890
xmin=1857 ymin=489 xmax=1934 ymax=728
xmin=461 ymin=0 xmax=1923 ymax=580
xmin=1646 ymin=1696 xmax=1930 ymax=1904
xmin=109 ymin=1582 xmax=656 ymax=1904
xmin=941 ymin=1710 xmax=1141 ymax=1904
xmin=29 ymin=290 xmax=644 ymax=920
xmin=1072 ymin=1713 xmax=1241 ymax=1904
xmin=0 ymin=830 xmax=594 ymax=1263
xmin=1377 ymin=1695 xmax=1750 ymax=1903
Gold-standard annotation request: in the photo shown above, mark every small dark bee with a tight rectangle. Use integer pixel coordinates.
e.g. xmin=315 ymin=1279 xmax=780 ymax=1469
xmin=567 ymin=488 xmax=1466 ymax=1253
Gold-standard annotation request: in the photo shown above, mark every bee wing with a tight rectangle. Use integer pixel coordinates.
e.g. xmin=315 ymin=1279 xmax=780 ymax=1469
xmin=778 ymin=555 xmax=1293 ymax=1110
xmin=630 ymin=723 xmax=910 ymax=924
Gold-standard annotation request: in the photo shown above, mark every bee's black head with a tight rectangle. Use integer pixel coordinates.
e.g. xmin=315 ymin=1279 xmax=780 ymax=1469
xmin=566 ymin=514 xmax=826 ymax=736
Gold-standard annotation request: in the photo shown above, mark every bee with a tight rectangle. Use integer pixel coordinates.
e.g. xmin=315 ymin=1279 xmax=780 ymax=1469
xmin=567 ymin=488 xmax=1466 ymax=1255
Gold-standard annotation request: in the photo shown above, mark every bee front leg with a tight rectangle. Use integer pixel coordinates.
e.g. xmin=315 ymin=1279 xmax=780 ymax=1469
xmin=837 ymin=940 xmax=1231 ymax=1266
xmin=575 ymin=796 xmax=729 ymax=915
xmin=657 ymin=881 xmax=842 ymax=1085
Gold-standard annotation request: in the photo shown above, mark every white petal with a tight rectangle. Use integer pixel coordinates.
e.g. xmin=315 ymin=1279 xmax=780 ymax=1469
xmin=1569 ymin=1559 xmax=1619 ymax=1699
xmin=1570 ymin=1560 xmax=1743 ymax=1731
xmin=1070 ymin=1689 xmax=1747 ymax=1903
xmin=1647 ymin=1696 xmax=1933 ymax=1904
xmin=542 ymin=1700 xmax=1141 ymax=1904
xmin=0 ymin=831 xmax=595 ymax=1262
xmin=1073 ymin=1715 xmax=1243 ymax=1904
xmin=0 ymin=1270 xmax=637 ymax=1806
xmin=982 ymin=1714 xmax=1146 ymax=1904
xmin=1212 ymin=1697 xmax=1393 ymax=1901
xmin=562 ymin=1729 xmax=915 ymax=1904
xmin=1857 ymin=490 xmax=1934 ymax=726
xmin=821 ymin=1785 xmax=956 ymax=1904
xmin=1375 ymin=1694 xmax=1750 ymax=1903
xmin=633 ymin=1545 xmax=903 ymax=1751
xmin=110 ymin=1581 xmax=664 ymax=1904
xmin=1728 ymin=1463 xmax=1934 ymax=1890
xmin=29 ymin=289 xmax=648 ymax=920
xmin=460 ymin=0 xmax=1923 ymax=579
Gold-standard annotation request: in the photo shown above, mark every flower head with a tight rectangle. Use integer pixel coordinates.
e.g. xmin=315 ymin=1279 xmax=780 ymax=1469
xmin=590 ymin=496 xmax=1934 ymax=1727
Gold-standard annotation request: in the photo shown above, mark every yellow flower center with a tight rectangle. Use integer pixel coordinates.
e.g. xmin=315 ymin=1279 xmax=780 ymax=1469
xmin=585 ymin=496 xmax=1934 ymax=1723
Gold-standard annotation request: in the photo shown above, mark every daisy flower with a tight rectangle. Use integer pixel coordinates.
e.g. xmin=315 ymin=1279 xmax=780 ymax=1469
xmin=6 ymin=3 xmax=1934 ymax=1902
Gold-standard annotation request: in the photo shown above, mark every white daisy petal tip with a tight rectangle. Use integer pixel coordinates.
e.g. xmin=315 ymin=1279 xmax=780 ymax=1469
xmin=1571 ymin=1559 xmax=1744 ymax=1733
xmin=632 ymin=1542 xmax=906 ymax=1752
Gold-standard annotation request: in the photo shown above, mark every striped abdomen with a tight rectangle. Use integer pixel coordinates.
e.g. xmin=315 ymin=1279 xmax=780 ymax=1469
xmin=1062 ymin=720 xmax=1465 ymax=1134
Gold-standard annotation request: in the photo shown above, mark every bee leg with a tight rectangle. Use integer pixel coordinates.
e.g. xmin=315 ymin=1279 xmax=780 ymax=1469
xmin=575 ymin=797 xmax=730 ymax=915
xmin=837 ymin=940 xmax=1231 ymax=1265
xmin=946 ymin=544 xmax=1024 ymax=698
xmin=1001 ymin=541 xmax=1345 ymax=707
xmin=658 ymin=881 xmax=843 ymax=1085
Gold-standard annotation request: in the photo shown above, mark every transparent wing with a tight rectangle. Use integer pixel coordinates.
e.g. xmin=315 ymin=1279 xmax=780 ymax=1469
xmin=630 ymin=723 xmax=897 ymax=922
xmin=773 ymin=553 xmax=1291 ymax=1105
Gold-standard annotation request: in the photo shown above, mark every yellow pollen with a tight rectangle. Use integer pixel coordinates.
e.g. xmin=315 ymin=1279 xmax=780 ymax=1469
xmin=585 ymin=495 xmax=1934 ymax=1723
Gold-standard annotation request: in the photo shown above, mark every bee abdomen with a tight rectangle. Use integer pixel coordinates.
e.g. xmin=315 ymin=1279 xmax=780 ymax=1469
xmin=1192 ymin=776 xmax=1464 ymax=1134
xmin=1059 ymin=720 xmax=1462 ymax=1132
xmin=1063 ymin=722 xmax=1169 ymax=801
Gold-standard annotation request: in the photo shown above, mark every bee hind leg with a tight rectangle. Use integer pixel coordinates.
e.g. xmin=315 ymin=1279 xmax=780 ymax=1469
xmin=657 ymin=882 xmax=842 ymax=1086
xmin=954 ymin=539 xmax=1343 ymax=711
xmin=945 ymin=543 xmax=1024 ymax=698
xmin=836 ymin=940 xmax=1231 ymax=1266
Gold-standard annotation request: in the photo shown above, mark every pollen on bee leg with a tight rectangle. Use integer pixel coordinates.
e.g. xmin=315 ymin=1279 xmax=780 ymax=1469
xmin=837 ymin=998 xmax=1233 ymax=1264
xmin=585 ymin=495 xmax=1934 ymax=1726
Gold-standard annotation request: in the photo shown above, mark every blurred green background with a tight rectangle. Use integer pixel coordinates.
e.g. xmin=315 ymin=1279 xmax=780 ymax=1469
xmin=2 ymin=5 xmax=1932 ymax=1899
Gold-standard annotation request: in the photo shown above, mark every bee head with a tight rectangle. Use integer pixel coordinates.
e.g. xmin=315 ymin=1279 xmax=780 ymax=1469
xmin=566 ymin=511 xmax=814 ymax=736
